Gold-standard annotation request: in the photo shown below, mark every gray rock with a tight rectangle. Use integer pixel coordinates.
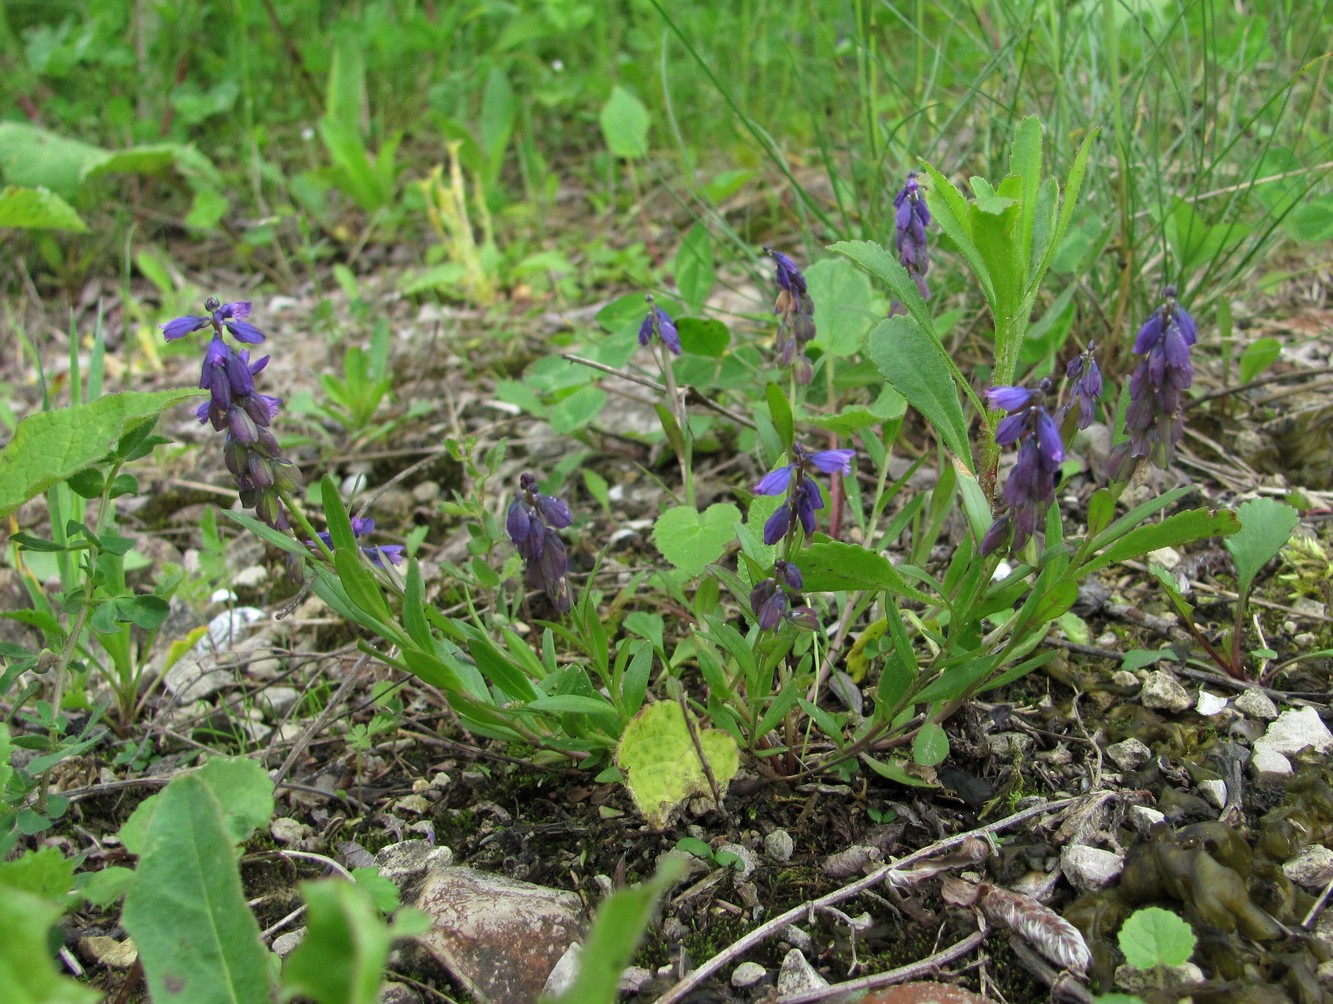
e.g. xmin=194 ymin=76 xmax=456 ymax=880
xmin=1250 ymin=743 xmax=1293 ymax=780
xmin=379 ymin=983 xmax=422 ymax=1004
xmin=1106 ymin=738 xmax=1152 ymax=771
xmin=374 ymin=840 xmax=454 ymax=897
xmin=1127 ymin=805 xmax=1166 ymax=834
xmin=78 ymin=936 xmax=138 ymax=969
xmin=259 ymin=686 xmax=302 ymax=719
xmin=988 ymin=732 xmax=1035 ymax=757
xmin=780 ymin=924 xmax=813 ymax=951
xmin=415 ymin=866 xmax=584 ymax=1004
xmin=1283 ymin=845 xmax=1333 ymax=889
xmin=541 ymin=942 xmax=581 ymax=998
xmin=764 ymin=828 xmax=794 ymax=862
xmin=1061 ymin=845 xmax=1124 ymax=891
xmin=1260 ymin=706 xmax=1333 ymax=756
xmin=776 ymin=948 xmax=828 ymax=995
xmin=1140 ymin=670 xmax=1192 ymax=713
xmin=1111 ymin=670 xmax=1141 ymax=690
xmin=272 ymin=928 xmax=306 ymax=959
xmin=1198 ymin=779 xmax=1228 ymax=811
xmin=1116 ymin=961 xmax=1204 ymax=994
xmin=717 ymin=842 xmax=758 ymax=880
xmin=1234 ymin=689 xmax=1278 ymax=720
xmin=731 ymin=961 xmax=767 ymax=989
xmin=233 ymin=564 xmax=269 ymax=589
xmin=269 ymin=816 xmax=309 ymax=845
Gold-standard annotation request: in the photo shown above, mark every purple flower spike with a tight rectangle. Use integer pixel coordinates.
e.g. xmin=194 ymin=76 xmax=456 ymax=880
xmin=1062 ymin=343 xmax=1103 ymax=430
xmin=982 ymin=378 xmax=1063 ymax=555
xmin=638 ymin=296 xmax=681 ymax=356
xmin=763 ymin=247 xmax=816 ymax=383
xmin=161 ymin=315 xmax=210 ymax=340
xmin=754 ymin=441 xmax=853 ymax=546
xmin=508 ymin=472 xmax=576 ymax=613
xmin=890 ymin=172 xmax=932 ymax=314
xmin=1109 ymin=288 xmax=1198 ymax=479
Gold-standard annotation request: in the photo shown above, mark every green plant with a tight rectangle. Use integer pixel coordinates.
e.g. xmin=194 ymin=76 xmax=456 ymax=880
xmin=1117 ymin=906 xmax=1197 ymax=992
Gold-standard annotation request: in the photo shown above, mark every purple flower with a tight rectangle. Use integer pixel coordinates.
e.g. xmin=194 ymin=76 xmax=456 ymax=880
xmin=162 ymin=297 xmax=298 ymax=534
xmin=890 ymin=172 xmax=931 ymax=314
xmin=161 ymin=296 xmax=267 ymax=345
xmin=638 ymin=296 xmax=681 ymax=356
xmin=982 ymin=379 xmax=1063 ymax=554
xmin=1109 ymin=287 xmax=1198 ymax=479
xmin=749 ymin=560 xmax=811 ymax=632
xmin=308 ymin=515 xmax=405 ymax=567
xmin=754 ymin=442 xmax=855 ymax=546
xmin=763 ymin=247 xmax=816 ymax=384
xmin=507 ymin=472 xmax=574 ymax=613
xmin=1062 ymin=343 xmax=1103 ymax=430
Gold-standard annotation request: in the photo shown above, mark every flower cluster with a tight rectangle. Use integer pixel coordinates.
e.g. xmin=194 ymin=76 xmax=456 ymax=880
xmin=750 ymin=559 xmax=818 ymax=632
xmin=161 ymin=297 xmax=300 ymax=531
xmin=979 ymin=380 xmax=1064 ymax=556
xmin=506 ymin=472 xmax=574 ymax=613
xmin=1061 ymin=342 xmax=1103 ymax=430
xmin=638 ymin=295 xmax=681 ymax=355
xmin=1108 ymin=287 xmax=1198 ymax=481
xmin=754 ymin=443 xmax=856 ymax=546
xmin=309 ymin=516 xmax=404 ymax=568
xmin=764 ymin=247 xmax=816 ymax=384
xmin=891 ymin=172 xmax=931 ymax=314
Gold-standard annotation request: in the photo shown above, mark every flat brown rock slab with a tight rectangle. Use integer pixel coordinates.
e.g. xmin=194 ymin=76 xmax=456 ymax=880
xmin=860 ymin=983 xmax=994 ymax=1004
xmin=414 ymin=865 xmax=585 ymax=1004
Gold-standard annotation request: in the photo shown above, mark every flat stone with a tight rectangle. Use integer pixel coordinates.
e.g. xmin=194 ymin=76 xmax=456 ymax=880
xmin=1111 ymin=670 xmax=1141 ymax=690
xmin=272 ymin=929 xmax=305 ymax=959
xmin=541 ymin=942 xmax=581 ymax=997
xmin=78 ymin=936 xmax=138 ymax=969
xmin=1127 ymin=805 xmax=1166 ymax=834
xmin=1234 ymin=689 xmax=1278 ymax=720
xmin=1250 ymin=743 xmax=1293 ymax=781
xmin=1140 ymin=670 xmax=1192 ymax=713
xmin=375 ymin=840 xmax=454 ymax=897
xmin=1260 ymin=707 xmax=1333 ymax=756
xmin=987 ymin=732 xmax=1034 ymax=757
xmin=379 ymin=982 xmax=422 ymax=1004
xmin=1198 ymin=779 xmax=1228 ymax=810
xmin=731 ymin=961 xmax=767 ymax=988
xmin=1116 ymin=961 xmax=1204 ymax=994
xmin=1283 ymin=845 xmax=1333 ymax=888
xmin=232 ymin=564 xmax=268 ymax=589
xmin=259 ymin=687 xmax=301 ymax=719
xmin=764 ymin=828 xmax=794 ymax=862
xmin=1106 ymin=738 xmax=1152 ymax=771
xmin=858 ymin=983 xmax=993 ymax=1004
xmin=414 ymin=866 xmax=584 ymax=1004
xmin=776 ymin=948 xmax=828 ymax=995
xmin=717 ymin=842 xmax=758 ymax=880
xmin=1061 ymin=845 xmax=1124 ymax=891
xmin=269 ymin=816 xmax=309 ymax=845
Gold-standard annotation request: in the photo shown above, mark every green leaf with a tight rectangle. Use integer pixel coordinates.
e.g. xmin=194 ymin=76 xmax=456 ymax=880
xmin=675 ymin=317 xmax=729 ymax=357
xmin=804 ymin=258 xmax=875 ymax=356
xmin=0 ymin=121 xmax=111 ymax=198
xmin=1225 ymin=497 xmax=1300 ymax=597
xmin=765 ymin=384 xmax=794 ymax=452
xmin=1080 ymin=507 xmax=1240 ymax=574
xmin=797 ymin=540 xmax=931 ymax=604
xmin=865 ymin=316 xmax=973 ymax=468
xmin=0 ymin=389 xmax=204 ymax=519
xmin=912 ymin=722 xmax=950 ymax=767
xmin=0 ymin=886 xmax=99 ymax=1003
xmin=652 ymin=503 xmax=740 ymax=576
xmin=121 ymin=774 xmax=273 ymax=1004
xmin=0 ymin=847 xmax=75 ymax=900
xmin=0 ymin=185 xmax=88 ymax=232
xmin=600 ymin=86 xmax=650 ymax=159
xmin=1238 ymin=337 xmax=1282 ymax=384
xmin=1118 ymin=907 xmax=1197 ymax=970
xmin=675 ymin=225 xmax=715 ymax=313
xmin=860 ymin=755 xmax=939 ymax=788
xmin=542 ymin=855 xmax=686 ymax=1004
xmin=283 ymin=881 xmax=392 ymax=1004
xmin=549 ymin=385 xmax=607 ymax=434
xmin=828 ymin=239 xmax=936 ymax=342
xmin=616 ymin=702 xmax=739 ymax=829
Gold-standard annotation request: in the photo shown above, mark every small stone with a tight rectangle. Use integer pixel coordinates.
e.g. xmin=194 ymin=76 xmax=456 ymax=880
xmin=1234 ymin=689 xmax=1279 ymax=720
xmin=272 ymin=929 xmax=306 ymax=958
xmin=716 ymin=843 xmax=758 ymax=880
xmin=822 ymin=844 xmax=881 ymax=877
xmin=764 ymin=828 xmax=795 ymax=862
xmin=1106 ymin=738 xmax=1152 ymax=771
xmin=988 ymin=732 xmax=1034 ymax=757
xmin=1260 ymin=707 xmax=1333 ymax=756
xmin=1127 ymin=805 xmax=1166 ymax=834
xmin=1060 ymin=845 xmax=1124 ymax=891
xmin=542 ymin=942 xmax=581 ymax=997
xmin=619 ymin=967 xmax=654 ymax=993
xmin=731 ymin=961 xmax=767 ymax=989
xmin=259 ymin=686 xmax=301 ymax=719
xmin=374 ymin=840 xmax=454 ymax=893
xmin=1198 ymin=779 xmax=1227 ymax=810
xmin=233 ymin=564 xmax=269 ymax=589
xmin=1140 ymin=670 xmax=1192 ymax=713
xmin=1250 ymin=743 xmax=1293 ymax=780
xmin=1116 ymin=961 xmax=1204 ymax=994
xmin=1111 ymin=670 xmax=1140 ymax=690
xmin=1096 ymin=631 xmax=1119 ymax=648
xmin=780 ymin=924 xmax=813 ymax=951
xmin=1195 ymin=690 xmax=1229 ymax=716
xmin=1148 ymin=546 xmax=1181 ymax=569
xmin=776 ymin=948 xmax=828 ymax=995
xmin=412 ymin=481 xmax=441 ymax=503
xmin=78 ymin=936 xmax=138 ymax=969
xmin=1283 ymin=845 xmax=1333 ymax=888
xmin=379 ymin=983 xmax=422 ymax=1004
xmin=269 ymin=816 xmax=309 ymax=845
xmin=394 ymin=794 xmax=432 ymax=815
